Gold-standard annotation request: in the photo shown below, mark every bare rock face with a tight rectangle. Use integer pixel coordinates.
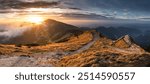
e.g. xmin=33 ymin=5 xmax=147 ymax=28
xmin=113 ymin=35 xmax=134 ymax=48
xmin=123 ymin=35 xmax=133 ymax=45
xmin=112 ymin=35 xmax=145 ymax=54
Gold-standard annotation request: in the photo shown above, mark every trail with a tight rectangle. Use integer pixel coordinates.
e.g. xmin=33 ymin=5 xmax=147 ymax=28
xmin=69 ymin=32 xmax=99 ymax=55
xmin=0 ymin=32 xmax=99 ymax=67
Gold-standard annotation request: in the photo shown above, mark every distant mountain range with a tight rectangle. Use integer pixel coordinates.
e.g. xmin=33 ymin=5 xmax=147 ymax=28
xmin=94 ymin=26 xmax=150 ymax=49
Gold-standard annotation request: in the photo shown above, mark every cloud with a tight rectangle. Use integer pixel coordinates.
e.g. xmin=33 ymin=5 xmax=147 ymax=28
xmin=0 ymin=24 xmax=32 ymax=41
xmin=0 ymin=0 xmax=61 ymax=9
xmin=0 ymin=0 xmax=150 ymax=21
xmin=61 ymin=13 xmax=112 ymax=20
xmin=139 ymin=17 xmax=150 ymax=21
xmin=140 ymin=18 xmax=150 ymax=20
xmin=0 ymin=0 xmax=81 ymax=14
xmin=67 ymin=7 xmax=81 ymax=10
xmin=62 ymin=0 xmax=150 ymax=13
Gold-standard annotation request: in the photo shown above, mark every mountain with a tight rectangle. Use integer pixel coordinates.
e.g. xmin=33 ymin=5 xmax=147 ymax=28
xmin=0 ymin=19 xmax=150 ymax=67
xmin=57 ymin=33 xmax=150 ymax=67
xmin=135 ymin=30 xmax=150 ymax=47
xmin=113 ymin=35 xmax=134 ymax=48
xmin=95 ymin=26 xmax=142 ymax=39
xmin=112 ymin=35 xmax=145 ymax=53
xmin=146 ymin=45 xmax=150 ymax=52
xmin=94 ymin=26 xmax=150 ymax=49
xmin=0 ymin=19 xmax=82 ymax=45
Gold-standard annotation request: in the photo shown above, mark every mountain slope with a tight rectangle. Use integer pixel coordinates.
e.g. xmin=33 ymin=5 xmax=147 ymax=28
xmin=0 ymin=19 xmax=82 ymax=44
xmin=0 ymin=20 xmax=150 ymax=67
xmin=0 ymin=31 xmax=94 ymax=67
xmin=57 ymin=32 xmax=150 ymax=67
xmin=95 ymin=26 xmax=150 ymax=50
xmin=95 ymin=26 xmax=142 ymax=39
xmin=0 ymin=30 xmax=150 ymax=67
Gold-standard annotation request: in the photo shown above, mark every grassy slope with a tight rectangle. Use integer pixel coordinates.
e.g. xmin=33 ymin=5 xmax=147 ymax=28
xmin=57 ymin=35 xmax=150 ymax=67
xmin=0 ymin=31 xmax=93 ymax=56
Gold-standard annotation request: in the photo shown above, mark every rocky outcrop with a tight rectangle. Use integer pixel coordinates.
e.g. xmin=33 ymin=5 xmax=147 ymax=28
xmin=113 ymin=35 xmax=134 ymax=48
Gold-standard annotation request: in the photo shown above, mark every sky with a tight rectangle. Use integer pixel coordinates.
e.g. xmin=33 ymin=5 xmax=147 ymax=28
xmin=0 ymin=0 xmax=150 ymax=27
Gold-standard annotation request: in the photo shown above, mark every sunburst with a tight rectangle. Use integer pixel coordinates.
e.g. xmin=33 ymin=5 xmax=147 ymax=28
xmin=25 ymin=15 xmax=44 ymax=24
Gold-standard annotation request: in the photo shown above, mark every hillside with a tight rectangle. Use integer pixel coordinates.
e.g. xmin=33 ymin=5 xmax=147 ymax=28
xmin=57 ymin=32 xmax=150 ymax=67
xmin=0 ymin=30 xmax=94 ymax=67
xmin=0 ymin=19 xmax=150 ymax=67
xmin=0 ymin=19 xmax=82 ymax=44
xmin=94 ymin=26 xmax=150 ymax=48
xmin=146 ymin=45 xmax=150 ymax=52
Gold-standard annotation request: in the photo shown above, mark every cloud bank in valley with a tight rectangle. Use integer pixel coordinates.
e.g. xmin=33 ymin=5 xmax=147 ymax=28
xmin=0 ymin=24 xmax=32 ymax=41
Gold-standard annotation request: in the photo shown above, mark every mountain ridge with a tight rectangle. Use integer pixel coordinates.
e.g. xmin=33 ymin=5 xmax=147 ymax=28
xmin=0 ymin=19 xmax=150 ymax=67
xmin=0 ymin=19 xmax=83 ymax=45
xmin=57 ymin=32 xmax=150 ymax=67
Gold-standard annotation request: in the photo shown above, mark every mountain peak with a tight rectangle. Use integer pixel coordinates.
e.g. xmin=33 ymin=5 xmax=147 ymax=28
xmin=44 ymin=19 xmax=78 ymax=28
xmin=0 ymin=19 xmax=82 ymax=44
xmin=113 ymin=35 xmax=135 ymax=48
xmin=122 ymin=35 xmax=134 ymax=45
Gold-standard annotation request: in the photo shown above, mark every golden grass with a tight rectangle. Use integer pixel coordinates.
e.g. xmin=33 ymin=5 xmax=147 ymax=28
xmin=57 ymin=36 xmax=150 ymax=67
xmin=1 ymin=31 xmax=150 ymax=67
xmin=29 ymin=31 xmax=93 ymax=52
xmin=0 ymin=31 xmax=93 ymax=55
xmin=113 ymin=40 xmax=130 ymax=48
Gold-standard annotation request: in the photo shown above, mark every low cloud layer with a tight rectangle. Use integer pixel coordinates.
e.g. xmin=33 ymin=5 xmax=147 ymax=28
xmin=0 ymin=24 xmax=31 ymax=41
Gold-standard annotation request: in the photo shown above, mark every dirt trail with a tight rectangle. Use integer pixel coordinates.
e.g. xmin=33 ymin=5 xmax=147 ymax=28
xmin=0 ymin=56 xmax=35 ymax=67
xmin=69 ymin=32 xmax=99 ymax=55
xmin=0 ymin=32 xmax=99 ymax=67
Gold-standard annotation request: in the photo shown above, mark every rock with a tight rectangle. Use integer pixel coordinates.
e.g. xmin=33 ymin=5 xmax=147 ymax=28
xmin=113 ymin=35 xmax=136 ymax=48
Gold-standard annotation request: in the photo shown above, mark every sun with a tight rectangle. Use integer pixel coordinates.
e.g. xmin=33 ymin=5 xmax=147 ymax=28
xmin=25 ymin=15 xmax=44 ymax=24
